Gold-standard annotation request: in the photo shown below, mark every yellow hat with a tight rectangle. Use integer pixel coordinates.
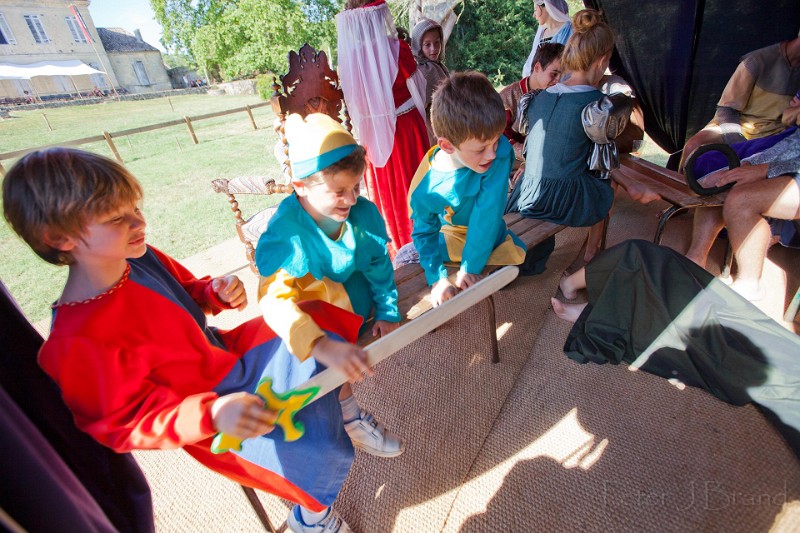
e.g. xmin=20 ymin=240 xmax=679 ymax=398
xmin=285 ymin=113 xmax=358 ymax=179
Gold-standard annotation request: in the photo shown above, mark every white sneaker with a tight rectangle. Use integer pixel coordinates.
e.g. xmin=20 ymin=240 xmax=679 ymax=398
xmin=344 ymin=410 xmax=404 ymax=458
xmin=287 ymin=505 xmax=351 ymax=533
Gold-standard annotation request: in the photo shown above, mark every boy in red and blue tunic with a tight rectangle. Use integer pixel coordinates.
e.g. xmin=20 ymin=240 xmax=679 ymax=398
xmin=3 ymin=148 xmax=359 ymax=532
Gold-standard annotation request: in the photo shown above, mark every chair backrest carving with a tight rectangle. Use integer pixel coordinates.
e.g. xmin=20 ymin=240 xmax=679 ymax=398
xmin=213 ymin=43 xmax=353 ymax=274
xmin=270 ymin=43 xmax=351 ymax=180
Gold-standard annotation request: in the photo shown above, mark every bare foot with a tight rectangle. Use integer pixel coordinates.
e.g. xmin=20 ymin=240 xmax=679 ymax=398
xmin=623 ymin=182 xmax=662 ymax=204
xmin=730 ymin=279 xmax=766 ymax=301
xmin=559 ymin=273 xmax=578 ymax=300
xmin=551 ymin=297 xmax=588 ymax=323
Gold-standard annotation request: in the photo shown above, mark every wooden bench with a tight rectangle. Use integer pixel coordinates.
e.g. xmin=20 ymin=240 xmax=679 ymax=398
xmin=357 ymin=214 xmax=564 ymax=363
xmin=611 ymin=154 xmax=728 ymax=245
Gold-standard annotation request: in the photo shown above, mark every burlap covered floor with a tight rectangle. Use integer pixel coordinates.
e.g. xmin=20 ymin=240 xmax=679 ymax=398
xmin=134 ymin=190 xmax=800 ymax=532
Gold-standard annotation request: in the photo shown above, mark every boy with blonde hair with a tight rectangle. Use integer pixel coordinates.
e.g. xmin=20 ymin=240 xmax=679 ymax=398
xmin=401 ymin=72 xmax=527 ymax=306
xmin=3 ymin=148 xmax=363 ymax=533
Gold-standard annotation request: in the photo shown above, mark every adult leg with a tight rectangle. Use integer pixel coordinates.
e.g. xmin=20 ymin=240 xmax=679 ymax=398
xmin=684 ymin=207 xmax=725 ymax=268
xmin=554 ymin=267 xmax=588 ymax=322
xmin=559 ymin=267 xmax=587 ymax=299
xmin=584 ymin=219 xmax=606 ymax=263
xmin=724 ymin=176 xmax=800 ymax=296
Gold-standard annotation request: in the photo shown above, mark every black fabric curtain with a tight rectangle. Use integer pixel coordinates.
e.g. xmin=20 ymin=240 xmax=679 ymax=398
xmin=586 ymin=0 xmax=800 ymax=156
xmin=0 ymin=281 xmax=155 ymax=533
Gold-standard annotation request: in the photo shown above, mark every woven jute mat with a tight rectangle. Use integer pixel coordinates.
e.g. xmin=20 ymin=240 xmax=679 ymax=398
xmin=334 ymin=227 xmax=589 ymax=532
xmin=443 ymin=311 xmax=799 ymax=532
xmin=136 ymin=190 xmax=798 ymax=532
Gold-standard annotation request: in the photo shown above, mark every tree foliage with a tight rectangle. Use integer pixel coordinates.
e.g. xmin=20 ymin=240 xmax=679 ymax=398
xmin=150 ymin=0 xmax=586 ymax=85
xmin=445 ymin=0 xmax=536 ymax=86
xmin=150 ymin=0 xmax=340 ymax=81
xmin=445 ymin=0 xmax=584 ymax=86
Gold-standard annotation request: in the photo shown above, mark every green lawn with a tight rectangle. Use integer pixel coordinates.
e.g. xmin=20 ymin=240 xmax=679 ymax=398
xmin=1 ymin=94 xmax=287 ymax=323
xmin=0 ymin=93 xmax=670 ymax=324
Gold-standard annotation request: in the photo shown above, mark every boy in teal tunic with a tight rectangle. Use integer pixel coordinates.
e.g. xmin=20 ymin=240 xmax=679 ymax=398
xmin=255 ymin=114 xmax=404 ymax=518
xmin=404 ymin=72 xmax=527 ymax=307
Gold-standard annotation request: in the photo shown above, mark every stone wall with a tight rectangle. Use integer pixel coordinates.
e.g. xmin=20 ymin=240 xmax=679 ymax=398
xmin=0 ymin=87 xmax=208 ymax=112
xmin=216 ymin=79 xmax=257 ymax=96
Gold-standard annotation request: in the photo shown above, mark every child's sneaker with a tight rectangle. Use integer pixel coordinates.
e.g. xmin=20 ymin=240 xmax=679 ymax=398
xmin=287 ymin=505 xmax=351 ymax=533
xmin=344 ymin=410 xmax=404 ymax=457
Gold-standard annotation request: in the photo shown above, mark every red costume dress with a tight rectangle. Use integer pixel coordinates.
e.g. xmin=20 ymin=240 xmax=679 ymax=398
xmin=363 ymin=39 xmax=429 ymax=258
xmin=337 ymin=0 xmax=430 ymax=258
xmin=38 ymin=246 xmax=361 ymax=512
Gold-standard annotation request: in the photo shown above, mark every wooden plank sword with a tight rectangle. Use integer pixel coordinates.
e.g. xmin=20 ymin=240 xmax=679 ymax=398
xmin=211 ymin=265 xmax=519 ymax=452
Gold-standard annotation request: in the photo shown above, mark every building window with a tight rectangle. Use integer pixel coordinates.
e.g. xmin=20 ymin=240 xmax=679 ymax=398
xmin=0 ymin=13 xmax=16 ymax=44
xmin=24 ymin=14 xmax=49 ymax=44
xmin=133 ymin=61 xmax=150 ymax=86
xmin=65 ymin=16 xmax=87 ymax=43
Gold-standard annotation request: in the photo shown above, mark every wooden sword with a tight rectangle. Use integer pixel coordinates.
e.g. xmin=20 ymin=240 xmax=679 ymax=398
xmin=212 ymin=265 xmax=519 ymax=452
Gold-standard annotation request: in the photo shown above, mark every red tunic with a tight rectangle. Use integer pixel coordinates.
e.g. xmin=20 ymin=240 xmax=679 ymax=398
xmin=39 ymin=246 xmax=361 ymax=511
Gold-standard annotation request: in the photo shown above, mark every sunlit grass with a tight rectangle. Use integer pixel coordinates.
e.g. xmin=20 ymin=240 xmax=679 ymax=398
xmin=0 ymin=94 xmax=286 ymax=323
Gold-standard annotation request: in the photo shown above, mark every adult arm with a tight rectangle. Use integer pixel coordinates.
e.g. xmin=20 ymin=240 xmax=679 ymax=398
xmin=713 ymin=60 xmax=758 ymax=144
xmin=713 ymin=132 xmax=800 ymax=186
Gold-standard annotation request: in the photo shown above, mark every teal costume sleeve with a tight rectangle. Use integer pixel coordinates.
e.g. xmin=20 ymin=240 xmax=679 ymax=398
xmin=352 ymin=201 xmax=401 ymax=323
xmin=410 ymin=175 xmax=449 ymax=286
xmin=254 ymin=196 xmax=313 ymax=279
xmin=461 ymin=138 xmax=514 ymax=275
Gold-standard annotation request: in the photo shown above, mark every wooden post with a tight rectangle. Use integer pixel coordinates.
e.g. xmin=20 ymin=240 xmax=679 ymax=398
xmin=184 ymin=116 xmax=199 ymax=144
xmin=245 ymin=105 xmax=257 ymax=130
xmin=102 ymin=131 xmax=124 ymax=163
xmin=42 ymin=113 xmax=53 ymax=131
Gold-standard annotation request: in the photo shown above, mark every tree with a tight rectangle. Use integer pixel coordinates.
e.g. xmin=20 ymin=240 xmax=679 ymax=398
xmin=445 ymin=0 xmax=535 ymax=86
xmin=150 ymin=0 xmax=340 ymax=81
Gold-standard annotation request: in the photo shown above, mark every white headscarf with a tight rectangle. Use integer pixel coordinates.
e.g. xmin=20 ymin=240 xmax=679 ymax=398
xmin=522 ymin=0 xmax=571 ymax=77
xmin=336 ymin=2 xmax=400 ymax=168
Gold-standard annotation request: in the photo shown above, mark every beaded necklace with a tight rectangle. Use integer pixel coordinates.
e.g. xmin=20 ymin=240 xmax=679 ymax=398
xmin=51 ymin=264 xmax=130 ymax=309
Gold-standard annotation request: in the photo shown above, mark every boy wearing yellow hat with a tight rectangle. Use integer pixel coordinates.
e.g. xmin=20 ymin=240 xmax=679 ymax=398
xmin=255 ymin=113 xmax=403 ymax=528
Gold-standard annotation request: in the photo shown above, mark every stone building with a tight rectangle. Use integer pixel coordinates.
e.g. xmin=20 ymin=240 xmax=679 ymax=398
xmin=0 ymin=0 xmax=169 ymax=100
xmin=97 ymin=27 xmax=170 ymax=94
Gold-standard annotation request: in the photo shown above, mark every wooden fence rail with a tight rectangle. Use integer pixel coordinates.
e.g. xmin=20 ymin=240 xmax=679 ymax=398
xmin=0 ymin=101 xmax=270 ymax=175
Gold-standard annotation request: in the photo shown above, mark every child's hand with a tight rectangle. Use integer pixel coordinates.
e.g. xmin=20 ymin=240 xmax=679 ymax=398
xmin=456 ymin=271 xmax=482 ymax=290
xmin=372 ymin=320 xmax=399 ymax=338
xmin=310 ymin=336 xmax=373 ymax=383
xmin=212 ymin=275 xmax=248 ymax=311
xmin=211 ymin=392 xmax=277 ymax=439
xmin=431 ymin=278 xmax=458 ymax=307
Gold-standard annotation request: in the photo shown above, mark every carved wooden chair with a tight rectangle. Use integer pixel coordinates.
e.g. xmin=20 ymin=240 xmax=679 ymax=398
xmin=212 ymin=43 xmax=351 ymax=273
xmin=271 ymin=43 xmax=352 ymax=178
